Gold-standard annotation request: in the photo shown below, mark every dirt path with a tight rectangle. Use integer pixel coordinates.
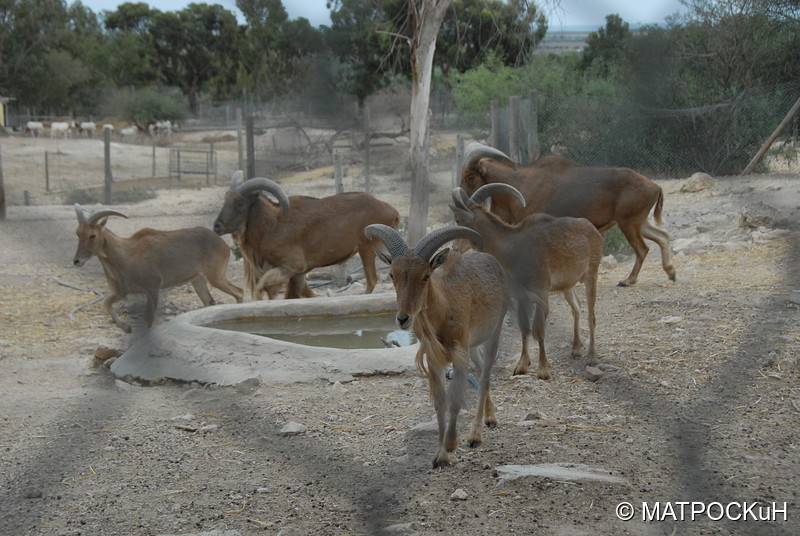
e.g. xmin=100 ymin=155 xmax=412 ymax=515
xmin=1 ymin=137 xmax=799 ymax=535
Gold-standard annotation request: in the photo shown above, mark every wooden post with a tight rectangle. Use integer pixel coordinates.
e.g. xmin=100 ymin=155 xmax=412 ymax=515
xmin=742 ymin=95 xmax=800 ymax=175
xmin=364 ymin=107 xmax=371 ymax=194
xmin=489 ymin=100 xmax=499 ymax=148
xmin=0 ymin=140 xmax=5 ymax=220
xmin=509 ymin=96 xmax=520 ymax=163
xmin=236 ymin=108 xmax=244 ymax=173
xmin=529 ymin=92 xmax=540 ymax=161
xmin=246 ymin=115 xmax=255 ymax=180
xmin=104 ymin=128 xmax=112 ymax=204
xmin=333 ymin=149 xmax=344 ymax=194
xmin=24 ymin=190 xmax=31 ymax=206
xmin=454 ymin=134 xmax=465 ymax=188
xmin=45 ymin=151 xmax=50 ymax=192
xmin=152 ymin=143 xmax=156 ymax=177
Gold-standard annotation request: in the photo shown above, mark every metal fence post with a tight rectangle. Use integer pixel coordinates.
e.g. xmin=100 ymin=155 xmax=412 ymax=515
xmin=509 ymin=96 xmax=520 ymax=163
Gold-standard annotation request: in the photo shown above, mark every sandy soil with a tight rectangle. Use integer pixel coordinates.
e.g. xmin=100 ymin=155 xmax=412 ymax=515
xmin=1 ymin=133 xmax=799 ymax=536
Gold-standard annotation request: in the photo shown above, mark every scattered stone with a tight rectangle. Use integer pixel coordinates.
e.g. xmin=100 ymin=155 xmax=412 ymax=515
xmin=383 ymin=522 xmax=415 ymax=534
xmin=739 ymin=202 xmax=778 ymax=229
xmin=494 ymin=463 xmax=628 ymax=485
xmin=407 ymin=419 xmax=438 ymax=437
xmin=600 ymin=255 xmax=618 ymax=269
xmin=524 ymin=411 xmax=544 ymax=420
xmin=790 ymin=290 xmax=800 ymax=305
xmin=94 ymin=346 xmax=121 ymax=361
xmin=659 ymin=316 xmax=683 ymax=325
xmin=158 ymin=531 xmax=243 ymax=536
xmin=233 ymin=377 xmax=260 ymax=394
xmin=200 ymin=424 xmax=218 ymax=433
xmin=330 ymin=381 xmax=348 ymax=394
xmin=450 ymin=488 xmax=468 ymax=501
xmin=585 ymin=366 xmax=604 ymax=382
xmin=21 ymin=486 xmax=43 ymax=499
xmin=278 ymin=422 xmax=307 ymax=436
xmin=681 ymin=172 xmax=715 ymax=193
xmin=276 ymin=528 xmax=302 ymax=536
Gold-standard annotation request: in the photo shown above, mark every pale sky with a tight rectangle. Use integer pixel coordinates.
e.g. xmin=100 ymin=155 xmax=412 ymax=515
xmin=79 ymin=0 xmax=688 ymax=30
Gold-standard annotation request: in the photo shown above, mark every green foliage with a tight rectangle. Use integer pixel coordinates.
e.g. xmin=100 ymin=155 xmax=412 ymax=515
xmin=451 ymin=53 xmax=526 ymax=114
xmin=102 ymin=87 xmax=186 ymax=127
xmin=602 ymin=227 xmax=632 ymax=258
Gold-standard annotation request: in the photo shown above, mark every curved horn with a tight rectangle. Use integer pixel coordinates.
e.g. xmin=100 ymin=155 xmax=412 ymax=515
xmin=235 ymin=177 xmax=290 ymax=213
xmin=462 ymin=142 xmax=515 ymax=169
xmin=469 ymin=183 xmax=527 ymax=208
xmin=228 ymin=170 xmax=244 ymax=190
xmin=450 ymin=187 xmax=471 ymax=210
xmin=413 ymin=225 xmax=484 ymax=262
xmin=74 ymin=203 xmax=87 ymax=224
xmin=364 ymin=224 xmax=409 ymax=260
xmin=87 ymin=208 xmax=128 ymax=225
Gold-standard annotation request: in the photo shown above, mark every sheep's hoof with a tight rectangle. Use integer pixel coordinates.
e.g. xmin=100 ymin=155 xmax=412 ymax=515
xmin=617 ymin=279 xmax=635 ymax=287
xmin=468 ymin=438 xmax=482 ymax=448
xmin=432 ymin=457 xmax=451 ymax=469
xmin=536 ymin=369 xmax=551 ymax=381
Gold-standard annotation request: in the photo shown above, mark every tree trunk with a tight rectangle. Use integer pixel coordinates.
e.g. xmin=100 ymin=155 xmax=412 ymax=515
xmin=406 ymin=0 xmax=451 ymax=247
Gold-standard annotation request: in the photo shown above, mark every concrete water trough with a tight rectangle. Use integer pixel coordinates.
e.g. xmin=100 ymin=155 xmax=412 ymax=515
xmin=110 ymin=293 xmax=419 ymax=386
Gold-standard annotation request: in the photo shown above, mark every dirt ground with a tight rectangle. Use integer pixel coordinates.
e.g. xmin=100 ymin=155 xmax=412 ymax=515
xmin=1 ymin=132 xmax=799 ymax=536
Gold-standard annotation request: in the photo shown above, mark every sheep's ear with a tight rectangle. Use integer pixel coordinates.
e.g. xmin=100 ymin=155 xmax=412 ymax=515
xmin=374 ymin=249 xmax=392 ymax=266
xmin=430 ymin=248 xmax=449 ymax=271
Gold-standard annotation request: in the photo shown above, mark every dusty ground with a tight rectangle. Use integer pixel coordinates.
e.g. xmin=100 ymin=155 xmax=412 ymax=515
xmin=1 ymin=133 xmax=799 ymax=536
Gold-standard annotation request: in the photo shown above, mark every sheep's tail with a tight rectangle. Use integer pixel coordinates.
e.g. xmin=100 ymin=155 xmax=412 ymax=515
xmin=653 ymin=188 xmax=664 ymax=226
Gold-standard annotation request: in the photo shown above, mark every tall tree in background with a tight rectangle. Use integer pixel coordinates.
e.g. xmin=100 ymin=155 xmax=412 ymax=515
xmin=148 ymin=4 xmax=240 ymax=114
xmin=406 ymin=0 xmax=451 ymax=245
xmin=103 ymin=2 xmax=160 ymax=87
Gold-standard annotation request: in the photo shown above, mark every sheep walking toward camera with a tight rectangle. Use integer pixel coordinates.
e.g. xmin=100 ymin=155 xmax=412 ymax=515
xmin=365 ymin=224 xmax=510 ymax=468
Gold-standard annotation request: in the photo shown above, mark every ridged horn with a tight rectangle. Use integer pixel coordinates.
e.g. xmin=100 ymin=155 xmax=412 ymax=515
xmin=228 ymin=170 xmax=244 ymax=190
xmin=469 ymin=183 xmax=527 ymax=208
xmin=235 ymin=177 xmax=290 ymax=213
xmin=74 ymin=203 xmax=87 ymax=224
xmin=364 ymin=224 xmax=409 ymax=260
xmin=451 ymin=187 xmax=471 ymax=210
xmin=462 ymin=142 xmax=515 ymax=169
xmin=87 ymin=209 xmax=128 ymax=225
xmin=413 ymin=225 xmax=484 ymax=263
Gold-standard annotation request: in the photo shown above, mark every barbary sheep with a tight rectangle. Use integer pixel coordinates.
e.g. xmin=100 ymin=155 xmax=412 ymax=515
xmin=213 ymin=171 xmax=400 ymax=300
xmin=460 ymin=142 xmax=674 ymax=286
xmin=365 ymin=224 xmax=510 ymax=468
xmin=73 ymin=204 xmax=243 ymax=331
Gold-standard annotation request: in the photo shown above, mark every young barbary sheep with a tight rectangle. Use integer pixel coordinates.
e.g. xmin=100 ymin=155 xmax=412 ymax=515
xmin=365 ymin=224 xmax=510 ymax=468
xmin=73 ymin=204 xmax=243 ymax=332
xmin=451 ymin=183 xmax=603 ymax=380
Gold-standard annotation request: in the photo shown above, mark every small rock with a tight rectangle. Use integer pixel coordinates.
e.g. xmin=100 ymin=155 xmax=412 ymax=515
xmin=330 ymin=381 xmax=348 ymax=394
xmin=659 ymin=316 xmax=683 ymax=325
xmin=233 ymin=377 xmax=260 ymax=394
xmin=383 ymin=522 xmax=414 ymax=534
xmin=407 ymin=419 xmax=438 ymax=437
xmin=21 ymin=486 xmax=43 ymax=499
xmin=585 ymin=366 xmax=604 ymax=382
xmin=600 ymin=255 xmax=618 ymax=269
xmin=94 ymin=346 xmax=121 ymax=361
xmin=524 ymin=411 xmax=545 ymax=420
xmin=450 ymin=488 xmax=468 ymax=501
xmin=790 ymin=290 xmax=800 ymax=305
xmin=277 ymin=422 xmax=307 ymax=436
xmin=681 ymin=172 xmax=715 ymax=192
xmin=200 ymin=424 xmax=218 ymax=433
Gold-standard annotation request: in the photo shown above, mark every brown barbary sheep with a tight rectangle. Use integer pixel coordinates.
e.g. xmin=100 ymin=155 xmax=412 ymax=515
xmin=213 ymin=171 xmax=400 ymax=300
xmin=451 ymin=183 xmax=603 ymax=380
xmin=73 ymin=204 xmax=243 ymax=332
xmin=365 ymin=224 xmax=510 ymax=468
xmin=460 ymin=142 xmax=674 ymax=287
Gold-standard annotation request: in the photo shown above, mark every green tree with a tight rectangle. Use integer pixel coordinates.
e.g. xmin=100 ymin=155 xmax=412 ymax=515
xmin=581 ymin=14 xmax=631 ymax=77
xmin=102 ymin=2 xmax=160 ymax=87
xmin=148 ymin=4 xmax=240 ymax=114
xmin=237 ymin=0 xmax=322 ymax=101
